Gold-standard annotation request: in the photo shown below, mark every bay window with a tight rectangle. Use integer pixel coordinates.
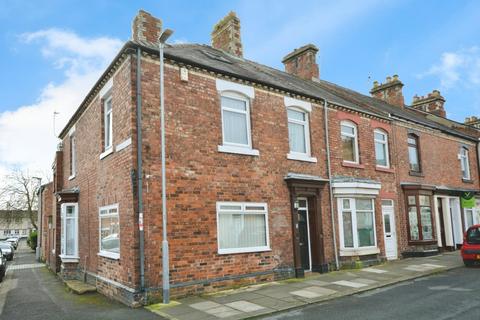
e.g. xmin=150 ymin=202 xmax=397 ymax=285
xmin=374 ymin=129 xmax=389 ymax=168
xmin=216 ymin=202 xmax=270 ymax=254
xmin=60 ymin=203 xmax=78 ymax=259
xmin=406 ymin=193 xmax=434 ymax=242
xmin=99 ymin=204 xmax=120 ymax=259
xmin=341 ymin=121 xmax=359 ymax=163
xmin=338 ymin=198 xmax=376 ymax=250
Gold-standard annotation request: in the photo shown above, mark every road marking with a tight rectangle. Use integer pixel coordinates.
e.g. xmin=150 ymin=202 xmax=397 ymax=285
xmin=332 ymin=280 xmax=367 ymax=288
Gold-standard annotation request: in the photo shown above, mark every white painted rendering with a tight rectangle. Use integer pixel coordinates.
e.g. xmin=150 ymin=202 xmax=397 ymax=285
xmin=284 ymin=96 xmax=312 ymax=112
xmin=216 ymin=78 xmax=255 ymax=99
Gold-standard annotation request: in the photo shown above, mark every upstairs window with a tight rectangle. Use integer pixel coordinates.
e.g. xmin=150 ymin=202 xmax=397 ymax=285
xmin=104 ymin=96 xmax=113 ymax=151
xmin=287 ymin=108 xmax=310 ymax=155
xmin=341 ymin=121 xmax=359 ymax=163
xmin=374 ymin=129 xmax=389 ymax=168
xmin=221 ymin=92 xmax=252 ymax=149
xmin=69 ymin=134 xmax=76 ymax=178
xmin=460 ymin=147 xmax=470 ymax=180
xmin=407 ymin=134 xmax=421 ymax=173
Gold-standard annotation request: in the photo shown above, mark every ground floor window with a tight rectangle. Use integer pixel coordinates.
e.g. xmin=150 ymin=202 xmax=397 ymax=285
xmin=216 ymin=202 xmax=270 ymax=254
xmin=338 ymin=198 xmax=376 ymax=249
xmin=3 ymin=230 xmax=9 ymax=235
xmin=60 ymin=203 xmax=78 ymax=258
xmin=406 ymin=193 xmax=434 ymax=242
xmin=99 ymin=204 xmax=120 ymax=258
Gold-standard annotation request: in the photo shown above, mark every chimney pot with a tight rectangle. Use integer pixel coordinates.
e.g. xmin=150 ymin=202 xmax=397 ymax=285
xmin=370 ymin=75 xmax=405 ymax=107
xmin=386 ymin=76 xmax=392 ymax=83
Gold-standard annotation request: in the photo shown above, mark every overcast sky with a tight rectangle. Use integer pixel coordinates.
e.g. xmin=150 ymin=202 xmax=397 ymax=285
xmin=1 ymin=0 xmax=480 ymax=178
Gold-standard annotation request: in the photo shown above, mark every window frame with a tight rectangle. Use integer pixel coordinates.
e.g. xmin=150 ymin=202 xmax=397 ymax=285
xmin=338 ymin=198 xmax=377 ymax=251
xmin=60 ymin=202 xmax=79 ymax=260
xmin=340 ymin=121 xmax=360 ymax=164
xmin=103 ymin=95 xmax=113 ymax=151
xmin=98 ymin=203 xmax=120 ymax=260
xmin=216 ymin=201 xmax=270 ymax=255
xmin=220 ymin=91 xmax=253 ymax=150
xmin=405 ymin=192 xmax=435 ymax=243
xmin=69 ymin=133 xmax=76 ymax=179
xmin=460 ymin=147 xmax=471 ymax=180
xmin=374 ymin=129 xmax=390 ymax=168
xmin=407 ymin=133 xmax=421 ymax=173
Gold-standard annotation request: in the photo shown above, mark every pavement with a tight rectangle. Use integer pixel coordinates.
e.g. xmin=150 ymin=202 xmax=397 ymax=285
xmin=261 ymin=266 xmax=480 ymax=319
xmin=0 ymin=240 xmax=160 ymax=320
xmin=147 ymin=252 xmax=464 ymax=320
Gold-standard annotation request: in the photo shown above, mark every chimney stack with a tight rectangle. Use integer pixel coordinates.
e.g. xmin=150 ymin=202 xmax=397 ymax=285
xmin=211 ymin=12 xmax=243 ymax=57
xmin=132 ymin=10 xmax=163 ymax=47
xmin=410 ymin=90 xmax=446 ymax=117
xmin=282 ymin=44 xmax=319 ymax=80
xmin=370 ymin=75 xmax=405 ymax=107
xmin=465 ymin=116 xmax=480 ymax=128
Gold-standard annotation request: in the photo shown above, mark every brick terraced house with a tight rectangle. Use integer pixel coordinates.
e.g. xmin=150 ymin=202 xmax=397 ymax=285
xmin=39 ymin=10 xmax=480 ymax=306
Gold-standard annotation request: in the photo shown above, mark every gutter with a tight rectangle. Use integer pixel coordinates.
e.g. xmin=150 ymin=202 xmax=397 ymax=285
xmin=135 ymin=48 xmax=146 ymax=295
xmin=323 ymin=98 xmax=339 ymax=271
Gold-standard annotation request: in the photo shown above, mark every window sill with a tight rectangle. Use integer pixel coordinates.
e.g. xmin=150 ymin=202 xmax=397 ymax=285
xmin=462 ymin=178 xmax=474 ymax=184
xmin=218 ymin=246 xmax=271 ymax=255
xmin=407 ymin=240 xmax=437 ymax=245
xmin=375 ymin=166 xmax=394 ymax=173
xmin=59 ymin=255 xmax=80 ymax=263
xmin=98 ymin=251 xmax=120 ymax=260
xmin=99 ymin=147 xmax=114 ymax=160
xmin=340 ymin=247 xmax=380 ymax=256
xmin=68 ymin=174 xmax=76 ymax=181
xmin=409 ymin=171 xmax=424 ymax=177
xmin=342 ymin=161 xmax=365 ymax=169
xmin=218 ymin=145 xmax=259 ymax=156
xmin=287 ymin=153 xmax=317 ymax=163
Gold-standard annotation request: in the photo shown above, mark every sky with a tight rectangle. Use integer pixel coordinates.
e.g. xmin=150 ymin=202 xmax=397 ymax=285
xmin=0 ymin=0 xmax=479 ymax=179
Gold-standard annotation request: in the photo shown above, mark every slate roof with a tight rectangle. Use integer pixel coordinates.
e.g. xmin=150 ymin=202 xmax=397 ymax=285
xmin=59 ymin=40 xmax=479 ymax=142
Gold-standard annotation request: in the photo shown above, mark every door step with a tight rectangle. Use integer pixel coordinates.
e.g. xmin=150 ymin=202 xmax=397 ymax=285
xmin=65 ymin=280 xmax=97 ymax=294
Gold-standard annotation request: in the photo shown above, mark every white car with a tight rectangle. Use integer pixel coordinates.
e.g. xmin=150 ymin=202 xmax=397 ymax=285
xmin=5 ymin=237 xmax=19 ymax=250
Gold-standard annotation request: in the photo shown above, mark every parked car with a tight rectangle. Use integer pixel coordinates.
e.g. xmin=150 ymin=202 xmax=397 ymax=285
xmin=461 ymin=224 xmax=480 ymax=266
xmin=0 ymin=248 xmax=6 ymax=281
xmin=5 ymin=237 xmax=19 ymax=250
xmin=0 ymin=242 xmax=14 ymax=261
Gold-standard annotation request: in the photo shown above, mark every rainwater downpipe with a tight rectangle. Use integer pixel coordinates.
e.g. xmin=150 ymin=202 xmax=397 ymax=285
xmin=136 ymin=47 xmax=146 ymax=294
xmin=323 ymin=98 xmax=339 ymax=271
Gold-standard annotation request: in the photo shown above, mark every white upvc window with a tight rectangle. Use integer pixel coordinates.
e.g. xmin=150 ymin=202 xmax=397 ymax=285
xmin=219 ymin=92 xmax=256 ymax=153
xmin=104 ymin=95 xmax=113 ymax=151
xmin=99 ymin=204 xmax=120 ymax=259
xmin=460 ymin=147 xmax=470 ymax=180
xmin=216 ymin=202 xmax=270 ymax=254
xmin=69 ymin=134 xmax=76 ymax=179
xmin=374 ymin=129 xmax=389 ymax=168
xmin=60 ymin=203 xmax=79 ymax=260
xmin=341 ymin=121 xmax=359 ymax=164
xmin=338 ymin=198 xmax=377 ymax=250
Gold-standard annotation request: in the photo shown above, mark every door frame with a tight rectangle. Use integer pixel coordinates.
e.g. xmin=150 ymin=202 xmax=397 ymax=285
xmin=297 ymin=197 xmax=312 ymax=271
xmin=434 ymin=195 xmax=463 ymax=249
xmin=381 ymin=199 xmax=397 ymax=260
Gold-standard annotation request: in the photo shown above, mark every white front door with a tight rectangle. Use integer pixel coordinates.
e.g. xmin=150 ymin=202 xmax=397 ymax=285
xmin=382 ymin=200 xmax=397 ymax=260
xmin=449 ymin=198 xmax=463 ymax=247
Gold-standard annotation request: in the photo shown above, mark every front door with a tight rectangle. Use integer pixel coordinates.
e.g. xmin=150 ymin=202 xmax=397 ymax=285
xmin=297 ymin=198 xmax=311 ymax=271
xmin=381 ymin=200 xmax=397 ymax=260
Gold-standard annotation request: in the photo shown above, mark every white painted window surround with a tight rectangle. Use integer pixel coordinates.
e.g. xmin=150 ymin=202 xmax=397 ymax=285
xmin=60 ymin=203 xmax=79 ymax=262
xmin=284 ymin=97 xmax=317 ymax=163
xmin=216 ymin=202 xmax=270 ymax=254
xmin=216 ymin=79 xmax=259 ymax=156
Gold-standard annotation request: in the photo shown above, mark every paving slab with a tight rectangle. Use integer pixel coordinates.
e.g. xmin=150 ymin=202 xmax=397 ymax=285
xmin=148 ymin=252 xmax=463 ymax=320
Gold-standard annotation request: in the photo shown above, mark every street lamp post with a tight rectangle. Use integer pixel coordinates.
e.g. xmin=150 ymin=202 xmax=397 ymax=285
xmin=159 ymin=28 xmax=173 ymax=305
xmin=33 ymin=176 xmax=42 ymax=261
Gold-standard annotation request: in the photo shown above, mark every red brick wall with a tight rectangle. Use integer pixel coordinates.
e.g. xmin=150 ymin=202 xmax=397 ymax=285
xmin=392 ymin=123 xmax=480 ymax=252
xmin=40 ymin=182 xmax=53 ymax=262
xmin=59 ymin=55 xmax=139 ymax=294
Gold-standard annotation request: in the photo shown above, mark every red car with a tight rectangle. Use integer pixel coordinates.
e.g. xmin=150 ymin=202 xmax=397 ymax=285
xmin=461 ymin=224 xmax=480 ymax=266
